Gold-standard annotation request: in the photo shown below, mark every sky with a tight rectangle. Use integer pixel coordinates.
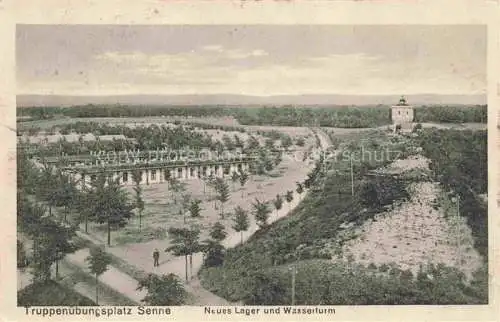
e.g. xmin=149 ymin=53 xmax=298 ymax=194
xmin=16 ymin=25 xmax=486 ymax=97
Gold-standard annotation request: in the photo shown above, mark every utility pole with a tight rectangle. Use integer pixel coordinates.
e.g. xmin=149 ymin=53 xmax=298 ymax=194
xmin=350 ymin=155 xmax=354 ymax=196
xmin=290 ymin=265 xmax=297 ymax=305
xmin=455 ymin=195 xmax=461 ymax=266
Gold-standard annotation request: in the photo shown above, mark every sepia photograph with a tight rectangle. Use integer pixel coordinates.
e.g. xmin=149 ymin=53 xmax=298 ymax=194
xmin=15 ymin=24 xmax=488 ymax=308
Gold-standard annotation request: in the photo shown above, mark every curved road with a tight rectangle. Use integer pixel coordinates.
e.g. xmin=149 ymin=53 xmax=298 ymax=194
xmin=154 ymin=127 xmax=332 ymax=304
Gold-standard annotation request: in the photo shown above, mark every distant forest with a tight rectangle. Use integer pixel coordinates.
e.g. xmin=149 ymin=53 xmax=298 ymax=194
xmin=17 ymin=104 xmax=487 ymax=128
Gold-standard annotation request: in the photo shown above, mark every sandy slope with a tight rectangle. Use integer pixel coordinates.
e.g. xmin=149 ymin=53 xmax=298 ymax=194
xmin=339 ymin=156 xmax=482 ymax=280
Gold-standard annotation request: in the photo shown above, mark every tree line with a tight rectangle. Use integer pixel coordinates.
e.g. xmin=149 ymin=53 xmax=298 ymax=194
xmin=18 ymin=104 xmax=487 ymax=128
xmin=417 ymin=129 xmax=488 ymax=259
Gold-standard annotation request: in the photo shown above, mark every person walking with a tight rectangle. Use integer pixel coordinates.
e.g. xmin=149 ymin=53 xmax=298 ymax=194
xmin=153 ymin=248 xmax=160 ymax=267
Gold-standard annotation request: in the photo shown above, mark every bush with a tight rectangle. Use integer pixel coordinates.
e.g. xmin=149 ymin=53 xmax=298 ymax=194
xmin=18 ymin=281 xmax=96 ymax=306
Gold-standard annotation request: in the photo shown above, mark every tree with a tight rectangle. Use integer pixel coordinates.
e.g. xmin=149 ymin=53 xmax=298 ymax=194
xmin=19 ymin=194 xmax=77 ymax=283
xmin=91 ymin=173 xmax=134 ymax=246
xmin=232 ymin=206 xmax=249 ymax=244
xmin=274 ymin=152 xmax=282 ymax=166
xmin=296 ymin=182 xmax=304 ymax=200
xmin=265 ymin=138 xmax=275 ymax=149
xmin=281 ymin=135 xmax=293 ymax=150
xmin=296 ymin=137 xmax=305 ymax=147
xmin=231 ymin=171 xmax=240 ymax=191
xmin=75 ymin=184 xmax=93 ymax=233
xmin=166 ymin=227 xmax=200 ymax=282
xmin=199 ymin=221 xmax=229 ymax=268
xmin=252 ymin=198 xmax=271 ymax=228
xmin=188 ymin=199 xmax=202 ymax=218
xmin=180 ymin=193 xmax=192 ymax=224
xmin=214 ymin=178 xmax=230 ymax=219
xmin=48 ymin=221 xmax=77 ymax=280
xmin=54 ymin=172 xmax=78 ymax=223
xmin=273 ymin=194 xmax=283 ymax=215
xmin=17 ymin=151 xmax=40 ymax=194
xmin=169 ymin=178 xmax=186 ymax=205
xmin=86 ymin=246 xmax=112 ymax=305
xmin=201 ymin=175 xmax=208 ymax=195
xmin=137 ymin=273 xmax=186 ymax=305
xmin=296 ymin=182 xmax=304 ymax=194
xmin=132 ymin=172 xmax=145 ymax=232
xmin=164 ymin=169 xmax=172 ymax=190
xmin=209 ymin=222 xmax=227 ymax=242
xmin=201 ymin=239 xmax=226 ymax=268
xmin=285 ymin=190 xmax=294 ymax=210
xmin=239 ymin=171 xmax=249 ymax=197
xmin=38 ymin=165 xmax=58 ymax=216
xmin=17 ymin=240 xmax=28 ymax=268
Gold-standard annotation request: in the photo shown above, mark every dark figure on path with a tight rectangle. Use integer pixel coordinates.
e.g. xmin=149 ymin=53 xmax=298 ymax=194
xmin=153 ymin=248 xmax=160 ymax=267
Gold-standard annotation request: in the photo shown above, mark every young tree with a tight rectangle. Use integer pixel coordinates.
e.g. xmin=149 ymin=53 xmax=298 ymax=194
xmin=137 ymin=273 xmax=186 ymax=305
xmin=264 ymin=138 xmax=275 ymax=149
xmin=232 ymin=206 xmax=250 ymax=244
xmin=38 ymin=165 xmax=58 ymax=216
xmin=281 ymin=135 xmax=293 ymax=150
xmin=273 ymin=194 xmax=283 ymax=216
xmin=53 ymin=172 xmax=78 ymax=223
xmin=252 ymin=198 xmax=271 ymax=228
xmin=75 ymin=185 xmax=93 ymax=233
xmin=86 ymin=246 xmax=112 ymax=305
xmin=296 ymin=137 xmax=305 ymax=147
xmin=214 ymin=178 xmax=230 ymax=219
xmin=201 ymin=222 xmax=227 ymax=268
xmin=91 ymin=173 xmax=135 ymax=246
xmin=19 ymin=193 xmax=77 ymax=282
xmin=274 ymin=152 xmax=282 ymax=167
xmin=164 ymin=169 xmax=172 ymax=190
xmin=201 ymin=239 xmax=226 ymax=268
xmin=169 ymin=178 xmax=186 ymax=205
xmin=49 ymin=221 xmax=77 ymax=280
xmin=206 ymin=173 xmax=216 ymax=202
xmin=231 ymin=171 xmax=240 ymax=191
xmin=166 ymin=227 xmax=200 ymax=282
xmin=201 ymin=175 xmax=208 ymax=196
xmin=234 ymin=134 xmax=244 ymax=149
xmin=188 ymin=199 xmax=202 ymax=218
xmin=209 ymin=222 xmax=227 ymax=243
xmin=180 ymin=193 xmax=192 ymax=224
xmin=133 ymin=175 xmax=145 ymax=232
xmin=239 ymin=171 xmax=249 ymax=198
xmin=17 ymin=240 xmax=28 ymax=268
xmin=296 ymin=182 xmax=304 ymax=200
xmin=17 ymin=151 xmax=40 ymax=194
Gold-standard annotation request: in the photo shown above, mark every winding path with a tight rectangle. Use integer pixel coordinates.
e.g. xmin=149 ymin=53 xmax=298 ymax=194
xmin=58 ymin=127 xmax=332 ymax=305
